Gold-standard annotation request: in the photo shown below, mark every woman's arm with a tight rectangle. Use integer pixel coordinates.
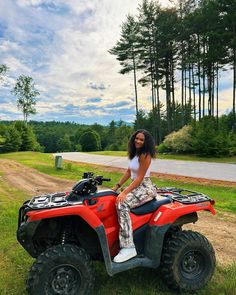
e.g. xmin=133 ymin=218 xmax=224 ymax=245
xmin=113 ymin=168 xmax=131 ymax=191
xmin=116 ymin=154 xmax=151 ymax=202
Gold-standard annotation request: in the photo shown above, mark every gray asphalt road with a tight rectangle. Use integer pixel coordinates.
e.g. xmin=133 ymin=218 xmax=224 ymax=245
xmin=54 ymin=152 xmax=236 ymax=182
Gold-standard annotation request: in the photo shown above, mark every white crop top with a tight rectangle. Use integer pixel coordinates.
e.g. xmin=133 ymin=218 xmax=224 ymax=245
xmin=129 ymin=155 xmax=151 ymax=180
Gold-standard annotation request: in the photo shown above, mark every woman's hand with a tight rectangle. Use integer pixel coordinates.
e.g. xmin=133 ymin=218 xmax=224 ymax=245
xmin=112 ymin=184 xmax=120 ymax=191
xmin=116 ymin=191 xmax=128 ymax=204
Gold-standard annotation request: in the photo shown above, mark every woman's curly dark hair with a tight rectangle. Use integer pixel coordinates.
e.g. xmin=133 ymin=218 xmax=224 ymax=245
xmin=128 ymin=129 xmax=156 ymax=159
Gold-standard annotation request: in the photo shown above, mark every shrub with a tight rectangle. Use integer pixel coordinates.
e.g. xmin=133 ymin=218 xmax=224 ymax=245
xmin=105 ymin=143 xmax=120 ymax=151
xmin=191 ymin=116 xmax=230 ymax=157
xmin=228 ymin=132 xmax=236 ymax=156
xmin=58 ymin=134 xmax=72 ymax=152
xmin=157 ymin=143 xmax=170 ymax=153
xmin=76 ymin=143 xmax=82 ymax=152
xmin=79 ymin=130 xmax=101 ymax=152
xmin=163 ymin=125 xmax=194 ymax=153
xmin=1 ymin=126 xmax=22 ymax=152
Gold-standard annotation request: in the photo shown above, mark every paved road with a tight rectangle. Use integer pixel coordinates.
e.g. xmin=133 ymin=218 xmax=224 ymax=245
xmin=55 ymin=152 xmax=236 ymax=182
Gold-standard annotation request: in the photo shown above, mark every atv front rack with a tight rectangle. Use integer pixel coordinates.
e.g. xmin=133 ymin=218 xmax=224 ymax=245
xmin=27 ymin=192 xmax=71 ymax=210
xmin=157 ymin=187 xmax=213 ymax=204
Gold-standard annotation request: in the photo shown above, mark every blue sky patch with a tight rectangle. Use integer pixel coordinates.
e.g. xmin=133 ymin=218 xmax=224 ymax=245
xmin=86 ymin=97 xmax=102 ymax=103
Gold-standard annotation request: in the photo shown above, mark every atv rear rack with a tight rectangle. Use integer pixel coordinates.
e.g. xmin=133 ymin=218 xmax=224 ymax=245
xmin=157 ymin=187 xmax=213 ymax=204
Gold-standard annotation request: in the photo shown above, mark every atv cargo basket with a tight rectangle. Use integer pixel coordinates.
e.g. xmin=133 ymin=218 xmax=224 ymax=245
xmin=157 ymin=187 xmax=212 ymax=204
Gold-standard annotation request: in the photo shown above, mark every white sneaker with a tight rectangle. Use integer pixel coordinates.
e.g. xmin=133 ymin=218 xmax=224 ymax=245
xmin=113 ymin=247 xmax=137 ymax=263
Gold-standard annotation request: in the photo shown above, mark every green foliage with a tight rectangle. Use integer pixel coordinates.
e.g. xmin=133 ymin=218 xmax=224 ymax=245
xmin=191 ymin=117 xmax=230 ymax=157
xmin=1 ymin=126 xmax=22 ymax=153
xmin=0 ymin=122 xmax=42 ymax=153
xmin=76 ymin=143 xmax=82 ymax=152
xmin=163 ymin=125 xmax=194 ymax=153
xmin=228 ymin=132 xmax=236 ymax=156
xmin=57 ymin=134 xmax=72 ymax=152
xmin=11 ymin=75 xmax=39 ymax=123
xmin=20 ymin=125 xmax=39 ymax=151
xmin=157 ymin=143 xmax=170 ymax=154
xmin=79 ymin=130 xmax=101 ymax=152
xmin=110 ymin=0 xmax=236 ymax=136
xmin=0 ymin=64 xmax=8 ymax=79
xmin=105 ymin=143 xmax=120 ymax=151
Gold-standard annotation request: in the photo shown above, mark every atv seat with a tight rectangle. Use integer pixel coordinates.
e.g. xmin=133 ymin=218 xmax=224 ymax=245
xmin=131 ymin=197 xmax=171 ymax=215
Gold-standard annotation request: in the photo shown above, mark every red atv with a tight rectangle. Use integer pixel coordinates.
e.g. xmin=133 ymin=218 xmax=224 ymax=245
xmin=17 ymin=172 xmax=216 ymax=295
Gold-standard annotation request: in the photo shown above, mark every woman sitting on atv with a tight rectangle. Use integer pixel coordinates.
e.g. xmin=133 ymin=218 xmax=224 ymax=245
xmin=113 ymin=129 xmax=157 ymax=263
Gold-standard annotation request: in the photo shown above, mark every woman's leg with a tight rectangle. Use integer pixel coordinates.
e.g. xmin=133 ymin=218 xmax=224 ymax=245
xmin=116 ymin=193 xmax=136 ymax=249
xmin=116 ymin=178 xmax=157 ymax=249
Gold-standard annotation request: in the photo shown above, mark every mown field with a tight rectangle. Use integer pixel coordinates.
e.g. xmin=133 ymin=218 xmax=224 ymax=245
xmin=0 ymin=152 xmax=236 ymax=295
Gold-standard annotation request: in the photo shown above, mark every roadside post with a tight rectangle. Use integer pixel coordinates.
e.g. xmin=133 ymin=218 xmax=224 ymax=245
xmin=55 ymin=155 xmax=63 ymax=169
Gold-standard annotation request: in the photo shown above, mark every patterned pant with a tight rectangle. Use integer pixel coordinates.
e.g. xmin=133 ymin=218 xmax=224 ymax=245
xmin=116 ymin=178 xmax=157 ymax=249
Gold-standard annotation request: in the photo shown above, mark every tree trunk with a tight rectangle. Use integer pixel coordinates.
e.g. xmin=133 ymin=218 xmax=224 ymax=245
xmin=212 ymin=63 xmax=215 ymax=117
xmin=233 ymin=48 xmax=236 ymax=131
xmin=165 ymin=54 xmax=172 ymax=133
xmin=132 ymin=50 xmax=139 ymax=127
xmin=216 ymin=63 xmax=219 ymax=126
xmin=207 ymin=64 xmax=212 ymax=116
xmin=184 ymin=66 xmax=187 ymax=124
xmin=181 ymin=55 xmax=185 ymax=127
xmin=192 ymin=63 xmax=196 ymax=121
xmin=197 ymin=34 xmax=202 ymax=120
xmin=171 ymin=51 xmax=175 ymax=130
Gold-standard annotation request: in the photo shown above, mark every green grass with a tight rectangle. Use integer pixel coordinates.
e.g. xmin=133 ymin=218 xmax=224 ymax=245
xmin=0 ymin=151 xmax=236 ymax=214
xmin=0 ymin=177 xmax=33 ymax=295
xmin=0 ymin=151 xmax=236 ymax=294
xmin=91 ymin=150 xmax=236 ymax=164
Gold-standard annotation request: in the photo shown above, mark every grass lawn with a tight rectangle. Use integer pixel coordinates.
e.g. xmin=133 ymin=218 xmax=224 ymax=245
xmin=0 ymin=151 xmax=236 ymax=295
xmin=91 ymin=150 xmax=236 ymax=164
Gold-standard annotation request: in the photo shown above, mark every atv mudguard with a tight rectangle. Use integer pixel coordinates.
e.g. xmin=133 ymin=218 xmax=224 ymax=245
xmin=149 ymin=201 xmax=216 ymax=226
xmin=17 ymin=205 xmax=103 ymax=258
xmin=26 ymin=204 xmax=103 ymax=228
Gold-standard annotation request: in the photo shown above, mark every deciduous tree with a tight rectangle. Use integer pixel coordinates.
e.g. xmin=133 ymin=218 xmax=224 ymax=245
xmin=12 ymin=75 xmax=40 ymax=124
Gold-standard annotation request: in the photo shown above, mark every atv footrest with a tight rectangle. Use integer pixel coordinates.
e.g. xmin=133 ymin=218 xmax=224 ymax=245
xmin=109 ymin=256 xmax=154 ymax=275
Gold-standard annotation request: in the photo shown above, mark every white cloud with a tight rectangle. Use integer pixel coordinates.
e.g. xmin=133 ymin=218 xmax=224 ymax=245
xmin=0 ymin=40 xmax=20 ymax=52
xmin=0 ymin=0 xmax=234 ymax=124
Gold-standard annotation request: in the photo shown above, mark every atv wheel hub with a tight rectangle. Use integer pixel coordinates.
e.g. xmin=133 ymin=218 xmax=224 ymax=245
xmin=181 ymin=250 xmax=203 ymax=278
xmin=47 ymin=265 xmax=81 ymax=294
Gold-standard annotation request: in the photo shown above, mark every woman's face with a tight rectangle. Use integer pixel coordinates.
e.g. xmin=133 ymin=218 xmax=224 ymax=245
xmin=134 ymin=132 xmax=145 ymax=149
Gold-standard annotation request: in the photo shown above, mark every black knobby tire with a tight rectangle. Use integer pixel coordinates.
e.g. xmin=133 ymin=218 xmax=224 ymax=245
xmin=161 ymin=230 xmax=216 ymax=292
xmin=26 ymin=244 xmax=95 ymax=295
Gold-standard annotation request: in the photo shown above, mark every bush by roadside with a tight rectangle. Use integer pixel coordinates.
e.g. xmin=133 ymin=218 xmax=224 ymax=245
xmin=159 ymin=117 xmax=236 ymax=157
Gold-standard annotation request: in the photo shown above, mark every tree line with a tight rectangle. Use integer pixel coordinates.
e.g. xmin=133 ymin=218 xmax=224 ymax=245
xmin=0 ymin=120 xmax=134 ymax=154
xmin=0 ymin=110 xmax=235 ymax=156
xmin=109 ymin=0 xmax=236 ymax=143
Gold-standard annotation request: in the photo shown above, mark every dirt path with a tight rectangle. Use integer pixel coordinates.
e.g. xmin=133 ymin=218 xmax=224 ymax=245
xmin=0 ymin=159 xmax=235 ymax=266
xmin=0 ymin=159 xmax=74 ymax=194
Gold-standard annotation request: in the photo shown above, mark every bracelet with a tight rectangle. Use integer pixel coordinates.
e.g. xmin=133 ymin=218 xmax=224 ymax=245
xmin=116 ymin=183 xmax=121 ymax=188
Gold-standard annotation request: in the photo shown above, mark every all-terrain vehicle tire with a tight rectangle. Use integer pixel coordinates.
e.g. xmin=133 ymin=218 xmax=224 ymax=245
xmin=161 ymin=230 xmax=215 ymax=292
xmin=26 ymin=244 xmax=95 ymax=295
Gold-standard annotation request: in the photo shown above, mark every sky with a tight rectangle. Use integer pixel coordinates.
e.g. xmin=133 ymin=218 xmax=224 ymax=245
xmin=0 ymin=0 xmax=234 ymax=125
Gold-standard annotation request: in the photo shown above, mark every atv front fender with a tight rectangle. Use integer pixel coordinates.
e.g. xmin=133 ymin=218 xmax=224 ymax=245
xmin=26 ymin=204 xmax=103 ymax=229
xmin=17 ymin=220 xmax=41 ymax=257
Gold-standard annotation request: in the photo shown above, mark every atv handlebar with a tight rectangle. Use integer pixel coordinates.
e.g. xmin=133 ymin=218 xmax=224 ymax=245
xmin=71 ymin=173 xmax=111 ymax=197
xmin=101 ymin=178 xmax=111 ymax=182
